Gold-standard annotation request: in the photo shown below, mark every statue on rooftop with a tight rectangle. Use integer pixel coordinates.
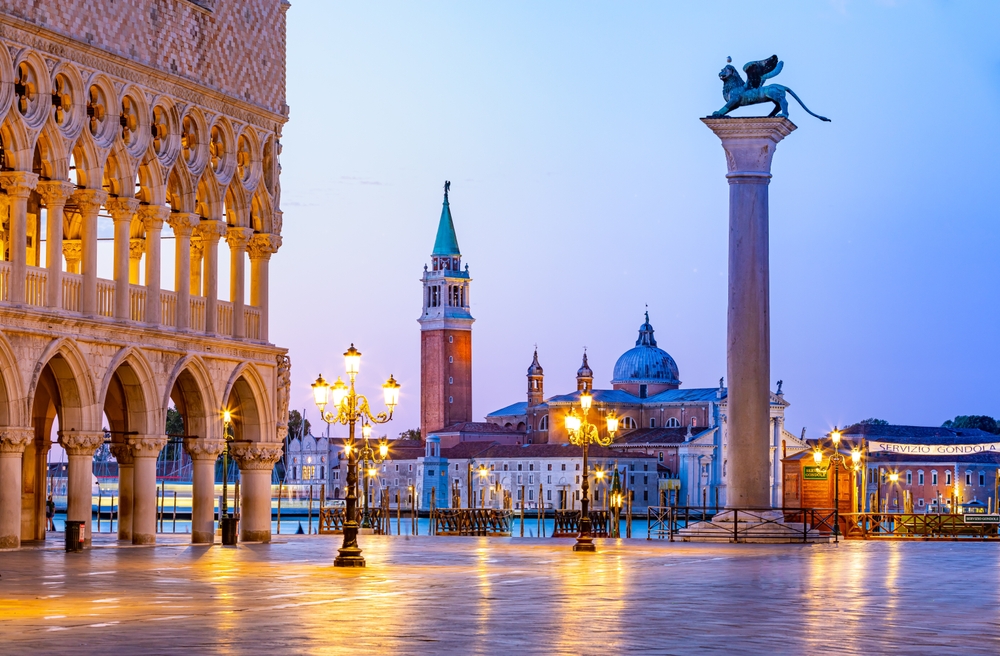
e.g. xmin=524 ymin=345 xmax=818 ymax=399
xmin=711 ymin=55 xmax=831 ymax=122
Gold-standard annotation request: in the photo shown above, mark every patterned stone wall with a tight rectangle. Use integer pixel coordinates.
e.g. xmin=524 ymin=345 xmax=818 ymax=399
xmin=1 ymin=0 xmax=288 ymax=117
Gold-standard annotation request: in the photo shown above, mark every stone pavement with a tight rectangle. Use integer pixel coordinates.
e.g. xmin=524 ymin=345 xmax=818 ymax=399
xmin=2 ymin=534 xmax=1000 ymax=654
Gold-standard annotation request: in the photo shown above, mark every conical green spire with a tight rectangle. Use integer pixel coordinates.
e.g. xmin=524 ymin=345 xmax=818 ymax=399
xmin=432 ymin=181 xmax=461 ymax=257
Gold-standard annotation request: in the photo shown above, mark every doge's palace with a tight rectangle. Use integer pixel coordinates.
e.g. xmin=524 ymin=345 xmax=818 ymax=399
xmin=0 ymin=0 xmax=291 ymax=548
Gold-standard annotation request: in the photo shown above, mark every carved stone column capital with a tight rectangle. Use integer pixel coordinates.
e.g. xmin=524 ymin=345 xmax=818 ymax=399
xmin=231 ymin=442 xmax=284 ymax=471
xmin=138 ymin=205 xmax=170 ymax=231
xmin=0 ymin=171 xmax=39 ymax=198
xmin=35 ymin=180 xmax=76 ymax=206
xmin=701 ymin=117 xmax=795 ymax=181
xmin=195 ymin=219 xmax=228 ymax=244
xmin=183 ymin=438 xmax=226 ymax=461
xmin=225 ymin=226 xmax=254 ymax=251
xmin=105 ymin=196 xmax=141 ymax=222
xmin=126 ymin=434 xmax=168 ymax=459
xmin=109 ymin=443 xmax=134 ymax=466
xmin=166 ymin=211 xmax=200 ymax=237
xmin=59 ymin=430 xmax=106 ymax=456
xmin=0 ymin=428 xmax=34 ymax=455
xmin=248 ymin=233 xmax=281 ymax=260
xmin=129 ymin=238 xmax=146 ymax=260
xmin=71 ymin=188 xmax=109 ymax=213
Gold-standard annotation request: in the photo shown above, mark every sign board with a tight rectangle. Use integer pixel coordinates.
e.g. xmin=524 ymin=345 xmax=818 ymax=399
xmin=803 ymin=465 xmax=829 ymax=481
xmin=868 ymin=440 xmax=1000 ymax=456
xmin=963 ymin=514 xmax=1000 ymax=525
xmin=659 ymin=479 xmax=681 ymax=491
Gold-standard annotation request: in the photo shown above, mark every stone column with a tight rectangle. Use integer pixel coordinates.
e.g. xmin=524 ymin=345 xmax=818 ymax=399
xmin=226 ymin=227 xmax=253 ymax=339
xmin=0 ymin=172 xmax=40 ymax=305
xmin=184 ymin=438 xmax=225 ymax=544
xmin=248 ymin=234 xmax=280 ymax=343
xmin=58 ymin=431 xmax=105 ymax=547
xmin=36 ymin=181 xmax=75 ymax=310
xmin=140 ymin=206 xmax=169 ymax=326
xmin=166 ymin=212 xmax=199 ymax=331
xmin=702 ymin=117 xmax=795 ymax=509
xmin=62 ymin=240 xmax=82 ymax=274
xmin=73 ymin=190 xmax=108 ymax=316
xmin=126 ymin=435 xmax=167 ymax=545
xmin=196 ymin=221 xmax=227 ymax=335
xmin=108 ymin=443 xmax=134 ymax=541
xmin=0 ymin=429 xmax=33 ymax=548
xmin=232 ymin=443 xmax=283 ymax=543
xmin=128 ymin=239 xmax=144 ymax=284
xmin=189 ymin=235 xmax=204 ymax=297
xmin=105 ymin=197 xmax=140 ymax=321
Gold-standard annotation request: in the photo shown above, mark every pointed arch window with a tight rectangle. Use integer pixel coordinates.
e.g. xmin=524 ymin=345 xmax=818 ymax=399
xmin=538 ymin=415 xmax=548 ymax=431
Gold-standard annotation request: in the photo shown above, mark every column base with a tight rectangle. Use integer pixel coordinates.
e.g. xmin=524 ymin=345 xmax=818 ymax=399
xmin=240 ymin=529 xmax=271 ymax=543
xmin=192 ymin=530 xmax=215 ymax=544
xmin=0 ymin=535 xmax=19 ymax=549
xmin=132 ymin=533 xmax=156 ymax=545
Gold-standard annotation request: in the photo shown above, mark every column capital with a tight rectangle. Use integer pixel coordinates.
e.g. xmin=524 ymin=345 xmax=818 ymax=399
xmin=166 ymin=211 xmax=200 ymax=237
xmin=0 ymin=171 xmax=39 ymax=198
xmin=231 ymin=442 xmax=284 ymax=470
xmin=0 ymin=428 xmax=34 ymax=454
xmin=701 ymin=117 xmax=796 ymax=178
xmin=138 ymin=205 xmax=170 ymax=231
xmin=35 ymin=180 xmax=76 ymax=206
xmin=105 ymin=196 xmax=141 ymax=222
xmin=126 ymin=434 xmax=168 ymax=458
xmin=59 ymin=430 xmax=105 ymax=456
xmin=71 ymin=188 xmax=109 ymax=212
xmin=195 ymin=219 xmax=228 ymax=243
xmin=183 ymin=438 xmax=226 ymax=461
xmin=225 ymin=226 xmax=254 ymax=251
xmin=108 ymin=442 xmax=134 ymax=466
xmin=63 ymin=239 xmax=82 ymax=258
xmin=129 ymin=238 xmax=146 ymax=260
xmin=248 ymin=233 xmax=282 ymax=260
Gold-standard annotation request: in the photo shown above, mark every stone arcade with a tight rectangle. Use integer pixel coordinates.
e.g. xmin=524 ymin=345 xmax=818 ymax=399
xmin=0 ymin=1 xmax=290 ymax=548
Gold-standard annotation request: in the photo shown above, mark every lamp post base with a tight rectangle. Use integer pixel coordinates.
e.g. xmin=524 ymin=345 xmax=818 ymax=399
xmin=334 ymin=547 xmax=366 ymax=568
xmin=573 ymin=536 xmax=596 ymax=552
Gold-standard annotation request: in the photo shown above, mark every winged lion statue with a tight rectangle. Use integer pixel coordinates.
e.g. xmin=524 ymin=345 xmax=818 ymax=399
xmin=712 ymin=55 xmax=830 ymax=122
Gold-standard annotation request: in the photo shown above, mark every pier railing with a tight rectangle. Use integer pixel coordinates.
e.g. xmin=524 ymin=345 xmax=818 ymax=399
xmin=551 ymin=510 xmax=611 ymax=537
xmin=842 ymin=512 xmax=1000 ymax=540
xmin=434 ymin=509 xmax=513 ymax=536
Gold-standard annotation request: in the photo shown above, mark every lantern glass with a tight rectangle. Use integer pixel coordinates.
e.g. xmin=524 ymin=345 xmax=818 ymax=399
xmin=580 ymin=392 xmax=592 ymax=412
xmin=813 ymin=450 xmax=823 ymax=465
xmin=362 ymin=424 xmax=372 ymax=440
xmin=344 ymin=344 xmax=361 ymax=376
xmin=383 ymin=375 xmax=401 ymax=409
xmin=379 ymin=440 xmax=389 ymax=459
xmin=565 ymin=414 xmax=581 ymax=433
xmin=330 ymin=377 xmax=349 ymax=408
xmin=311 ymin=374 xmax=329 ymax=410
xmin=606 ymin=414 xmax=619 ymax=435
xmin=831 ymin=430 xmax=842 ymax=446
xmin=851 ymin=449 xmax=861 ymax=465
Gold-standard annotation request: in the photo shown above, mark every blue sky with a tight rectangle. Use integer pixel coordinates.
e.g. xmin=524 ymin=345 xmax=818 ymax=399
xmin=274 ymin=1 xmax=1000 ymax=437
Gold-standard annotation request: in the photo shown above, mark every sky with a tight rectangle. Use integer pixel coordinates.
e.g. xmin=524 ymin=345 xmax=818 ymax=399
xmin=274 ymin=1 xmax=1000 ymax=439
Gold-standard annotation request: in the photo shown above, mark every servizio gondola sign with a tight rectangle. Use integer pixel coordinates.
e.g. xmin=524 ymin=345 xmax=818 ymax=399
xmin=963 ymin=514 xmax=1000 ymax=525
xmin=867 ymin=441 xmax=1000 ymax=456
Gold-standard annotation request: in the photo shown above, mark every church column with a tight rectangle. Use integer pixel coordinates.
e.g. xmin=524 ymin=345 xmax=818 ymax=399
xmin=196 ymin=221 xmax=227 ymax=335
xmin=226 ymin=227 xmax=253 ymax=339
xmin=36 ymin=181 xmax=75 ymax=310
xmin=232 ymin=443 xmax=283 ymax=543
xmin=58 ymin=431 xmax=105 ymax=547
xmin=105 ymin=197 xmax=140 ymax=321
xmin=0 ymin=172 xmax=39 ymax=305
xmin=108 ymin=444 xmax=134 ymax=541
xmin=0 ymin=429 xmax=33 ymax=548
xmin=184 ymin=438 xmax=225 ymax=544
xmin=72 ymin=190 xmax=108 ymax=316
xmin=166 ymin=212 xmax=198 ymax=331
xmin=140 ymin=206 xmax=169 ymax=326
xmin=248 ymin=234 xmax=279 ymax=343
xmin=127 ymin=435 xmax=167 ymax=545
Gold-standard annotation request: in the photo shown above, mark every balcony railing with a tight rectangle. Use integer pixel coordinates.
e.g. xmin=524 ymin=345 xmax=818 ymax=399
xmin=0 ymin=263 xmax=264 ymax=342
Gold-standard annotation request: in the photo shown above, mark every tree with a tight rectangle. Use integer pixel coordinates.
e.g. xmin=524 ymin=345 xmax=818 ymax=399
xmin=857 ymin=418 xmax=889 ymax=426
xmin=398 ymin=428 xmax=421 ymax=441
xmin=165 ymin=407 xmax=184 ymax=436
xmin=942 ymin=415 xmax=999 ymax=435
xmin=288 ymin=409 xmax=311 ymax=438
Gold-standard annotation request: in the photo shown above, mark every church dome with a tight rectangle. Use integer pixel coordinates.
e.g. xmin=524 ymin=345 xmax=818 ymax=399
xmin=527 ymin=349 xmax=543 ymax=376
xmin=576 ymin=352 xmax=593 ymax=378
xmin=611 ymin=313 xmax=680 ymax=386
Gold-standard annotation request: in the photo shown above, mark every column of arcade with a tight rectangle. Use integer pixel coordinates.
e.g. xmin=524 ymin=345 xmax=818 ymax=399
xmin=0 ymin=178 xmax=273 ymax=343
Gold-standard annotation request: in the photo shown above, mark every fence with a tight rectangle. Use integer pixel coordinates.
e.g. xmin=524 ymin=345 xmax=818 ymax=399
xmin=646 ymin=507 xmax=838 ymax=543
xmin=434 ymin=509 xmax=513 ymax=536
xmin=551 ymin=510 xmax=611 ymax=537
xmin=843 ymin=512 xmax=1000 ymax=540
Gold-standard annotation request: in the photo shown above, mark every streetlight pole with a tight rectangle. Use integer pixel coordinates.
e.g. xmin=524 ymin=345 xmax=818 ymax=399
xmin=565 ymin=390 xmax=617 ymax=552
xmin=312 ymin=344 xmax=400 ymax=568
xmin=812 ymin=427 xmax=862 ymax=542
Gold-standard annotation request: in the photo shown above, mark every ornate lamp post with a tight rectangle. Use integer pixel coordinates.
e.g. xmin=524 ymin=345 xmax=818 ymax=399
xmin=812 ymin=428 xmax=862 ymax=541
xmin=564 ymin=390 xmax=618 ymax=552
xmin=594 ymin=468 xmax=606 ymax=510
xmin=220 ymin=409 xmax=238 ymax=545
xmin=355 ymin=424 xmax=389 ymax=529
xmin=609 ymin=465 xmax=623 ymax=539
xmin=477 ymin=464 xmax=488 ymax=509
xmin=312 ymin=344 xmax=400 ymax=567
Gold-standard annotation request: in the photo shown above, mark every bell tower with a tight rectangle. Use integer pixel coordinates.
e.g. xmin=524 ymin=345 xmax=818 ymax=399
xmin=419 ymin=182 xmax=474 ymax=438
xmin=527 ymin=349 xmax=544 ymax=407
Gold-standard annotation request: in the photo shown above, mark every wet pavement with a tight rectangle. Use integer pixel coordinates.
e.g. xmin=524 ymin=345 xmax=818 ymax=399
xmin=1 ymin=534 xmax=999 ymax=654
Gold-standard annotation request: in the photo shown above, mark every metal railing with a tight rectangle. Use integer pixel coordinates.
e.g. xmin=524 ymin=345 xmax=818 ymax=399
xmin=843 ymin=513 xmax=1000 ymax=540
xmin=318 ymin=507 xmax=389 ymax=535
xmin=654 ymin=506 xmax=838 ymax=543
xmin=434 ymin=509 xmax=513 ymax=536
xmin=551 ymin=510 xmax=611 ymax=537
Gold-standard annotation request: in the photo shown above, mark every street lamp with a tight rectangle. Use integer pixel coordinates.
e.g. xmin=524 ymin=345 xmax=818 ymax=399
xmin=220 ymin=409 xmax=238 ymax=545
xmin=355 ymin=424 xmax=390 ymax=529
xmin=477 ymin=464 xmax=489 ymax=509
xmin=564 ymin=390 xmax=617 ymax=552
xmin=609 ymin=464 xmax=623 ymax=539
xmin=594 ymin=468 xmax=606 ymax=511
xmin=312 ymin=344 xmax=400 ymax=568
xmin=812 ymin=428 xmax=862 ymax=541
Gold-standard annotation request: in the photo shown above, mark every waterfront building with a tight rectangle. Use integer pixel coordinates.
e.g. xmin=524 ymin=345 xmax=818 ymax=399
xmin=0 ymin=1 xmax=291 ymax=548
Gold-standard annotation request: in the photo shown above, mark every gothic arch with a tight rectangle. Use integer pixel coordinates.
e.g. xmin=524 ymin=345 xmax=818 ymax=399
xmin=0 ymin=42 xmax=13 ymax=127
xmin=222 ymin=362 xmax=271 ymax=443
xmin=166 ymin=163 xmax=195 ymax=213
xmin=224 ymin=179 xmax=249 ymax=228
xmin=33 ymin=122 xmax=70 ymax=182
xmin=250 ymin=183 xmax=273 ymax=233
xmin=163 ymin=355 xmax=219 ymax=441
xmin=69 ymin=132 xmax=103 ymax=189
xmin=0 ymin=330 xmax=25 ymax=427
xmin=29 ymin=337 xmax=99 ymax=431
xmin=195 ymin=171 xmax=223 ymax=220
xmin=97 ymin=346 xmax=161 ymax=436
xmin=137 ymin=153 xmax=167 ymax=206
xmin=0 ymin=114 xmax=34 ymax=172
